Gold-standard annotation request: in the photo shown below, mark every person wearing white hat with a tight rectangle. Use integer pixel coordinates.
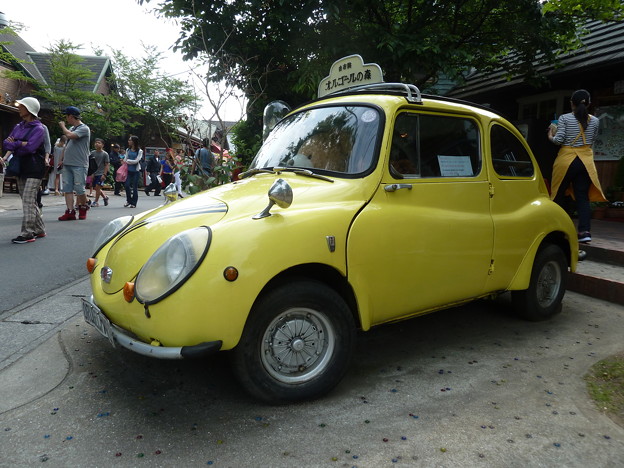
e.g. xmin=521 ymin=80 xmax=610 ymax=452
xmin=0 ymin=97 xmax=47 ymax=243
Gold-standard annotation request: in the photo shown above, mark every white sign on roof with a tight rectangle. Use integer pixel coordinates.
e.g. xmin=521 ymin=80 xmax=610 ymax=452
xmin=318 ymin=55 xmax=383 ymax=98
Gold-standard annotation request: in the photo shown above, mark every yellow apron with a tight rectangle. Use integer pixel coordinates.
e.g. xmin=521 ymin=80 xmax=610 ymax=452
xmin=550 ymin=124 xmax=607 ymax=202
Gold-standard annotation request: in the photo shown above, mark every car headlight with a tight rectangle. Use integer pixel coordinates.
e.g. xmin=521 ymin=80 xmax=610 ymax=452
xmin=93 ymin=216 xmax=134 ymax=256
xmin=135 ymin=227 xmax=211 ymax=304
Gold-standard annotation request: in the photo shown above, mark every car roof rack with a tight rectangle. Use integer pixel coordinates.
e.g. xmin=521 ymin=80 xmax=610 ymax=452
xmin=329 ymin=82 xmax=423 ymax=104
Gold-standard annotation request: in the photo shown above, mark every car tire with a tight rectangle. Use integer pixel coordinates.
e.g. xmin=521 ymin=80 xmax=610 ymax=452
xmin=231 ymin=279 xmax=356 ymax=403
xmin=511 ymin=244 xmax=568 ymax=322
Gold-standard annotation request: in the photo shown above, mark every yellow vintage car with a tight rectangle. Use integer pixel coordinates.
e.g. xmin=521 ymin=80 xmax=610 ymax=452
xmin=84 ymin=66 xmax=578 ymax=403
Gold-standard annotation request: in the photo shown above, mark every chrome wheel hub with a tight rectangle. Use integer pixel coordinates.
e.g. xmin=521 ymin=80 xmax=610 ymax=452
xmin=261 ymin=308 xmax=335 ymax=384
xmin=536 ymin=260 xmax=562 ymax=307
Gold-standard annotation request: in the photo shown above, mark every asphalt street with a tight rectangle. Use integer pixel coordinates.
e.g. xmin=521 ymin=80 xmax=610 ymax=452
xmin=0 ymin=191 xmax=165 ymax=313
xmin=0 ymin=191 xmax=623 ymax=467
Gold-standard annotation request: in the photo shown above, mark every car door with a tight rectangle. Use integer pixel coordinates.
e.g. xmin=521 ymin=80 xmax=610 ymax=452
xmin=486 ymin=122 xmax=545 ymax=291
xmin=347 ymin=111 xmax=495 ymax=327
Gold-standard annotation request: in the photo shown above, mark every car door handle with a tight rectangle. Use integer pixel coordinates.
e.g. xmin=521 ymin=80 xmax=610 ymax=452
xmin=384 ymin=184 xmax=413 ymax=192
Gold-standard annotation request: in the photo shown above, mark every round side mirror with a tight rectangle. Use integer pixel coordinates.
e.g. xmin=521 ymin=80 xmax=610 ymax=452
xmin=253 ymin=178 xmax=293 ymax=219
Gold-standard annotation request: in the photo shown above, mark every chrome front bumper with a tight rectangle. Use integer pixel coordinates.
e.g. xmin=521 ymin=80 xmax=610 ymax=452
xmin=82 ymin=296 xmax=222 ymax=359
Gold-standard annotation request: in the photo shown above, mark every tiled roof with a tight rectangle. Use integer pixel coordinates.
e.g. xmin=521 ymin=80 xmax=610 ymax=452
xmin=27 ymin=52 xmax=111 ymax=93
xmin=0 ymin=28 xmax=45 ymax=82
xmin=0 ymin=28 xmax=111 ymax=93
xmin=449 ymin=21 xmax=624 ymax=99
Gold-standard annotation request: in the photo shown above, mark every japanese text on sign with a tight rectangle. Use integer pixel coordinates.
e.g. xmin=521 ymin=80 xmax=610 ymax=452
xmin=318 ymin=55 xmax=384 ymax=98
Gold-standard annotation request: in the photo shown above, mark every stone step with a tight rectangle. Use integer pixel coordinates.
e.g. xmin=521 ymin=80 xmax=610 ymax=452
xmin=582 ymin=243 xmax=624 ymax=267
xmin=568 ymin=258 xmax=624 ymax=305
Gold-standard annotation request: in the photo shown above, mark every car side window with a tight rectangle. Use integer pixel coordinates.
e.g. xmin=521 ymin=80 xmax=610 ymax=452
xmin=390 ymin=113 xmax=481 ymax=178
xmin=490 ymin=124 xmax=535 ymax=178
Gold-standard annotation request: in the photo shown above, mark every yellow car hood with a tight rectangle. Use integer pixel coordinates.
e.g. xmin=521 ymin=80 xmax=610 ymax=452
xmin=101 ymin=196 xmax=228 ymax=293
xmin=100 ymin=174 xmax=372 ymax=294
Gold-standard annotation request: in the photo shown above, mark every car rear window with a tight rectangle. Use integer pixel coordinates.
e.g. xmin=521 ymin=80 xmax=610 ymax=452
xmin=490 ymin=124 xmax=535 ymax=178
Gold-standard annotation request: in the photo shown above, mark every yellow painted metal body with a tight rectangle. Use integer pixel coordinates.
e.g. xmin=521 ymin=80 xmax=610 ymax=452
xmin=89 ymin=92 xmax=577 ymax=350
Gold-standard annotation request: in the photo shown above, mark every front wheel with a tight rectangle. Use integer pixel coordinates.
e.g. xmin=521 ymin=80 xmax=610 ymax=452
xmin=231 ymin=280 xmax=356 ymax=403
xmin=512 ymin=244 xmax=568 ymax=321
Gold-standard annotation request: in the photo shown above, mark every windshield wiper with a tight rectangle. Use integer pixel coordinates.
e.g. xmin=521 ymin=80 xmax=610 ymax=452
xmin=272 ymin=167 xmax=334 ymax=183
xmin=239 ymin=168 xmax=276 ymax=179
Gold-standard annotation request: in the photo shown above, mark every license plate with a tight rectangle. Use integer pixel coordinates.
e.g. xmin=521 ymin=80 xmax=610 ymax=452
xmin=82 ymin=299 xmax=116 ymax=348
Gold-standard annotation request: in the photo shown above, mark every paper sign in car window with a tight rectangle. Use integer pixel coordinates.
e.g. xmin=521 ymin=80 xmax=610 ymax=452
xmin=437 ymin=155 xmax=473 ymax=177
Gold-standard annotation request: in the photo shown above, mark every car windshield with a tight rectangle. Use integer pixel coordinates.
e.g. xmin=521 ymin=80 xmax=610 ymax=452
xmin=250 ymin=105 xmax=381 ymax=176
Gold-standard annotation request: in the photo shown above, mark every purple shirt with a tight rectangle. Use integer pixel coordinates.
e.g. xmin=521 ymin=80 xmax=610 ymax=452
xmin=3 ymin=120 xmax=45 ymax=156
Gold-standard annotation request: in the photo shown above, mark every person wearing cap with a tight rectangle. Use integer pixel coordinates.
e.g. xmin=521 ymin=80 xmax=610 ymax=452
xmin=0 ymin=97 xmax=47 ymax=243
xmin=58 ymin=106 xmax=91 ymax=220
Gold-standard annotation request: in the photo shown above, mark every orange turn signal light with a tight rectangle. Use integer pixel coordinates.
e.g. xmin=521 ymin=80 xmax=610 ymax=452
xmin=86 ymin=258 xmax=97 ymax=273
xmin=223 ymin=266 xmax=239 ymax=282
xmin=123 ymin=282 xmax=135 ymax=302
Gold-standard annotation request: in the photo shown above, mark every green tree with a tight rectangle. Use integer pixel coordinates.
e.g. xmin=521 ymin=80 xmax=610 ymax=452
xmin=126 ymin=1 xmax=624 ymax=150
xmin=31 ymin=40 xmax=136 ymax=140
xmin=109 ymin=45 xmax=197 ymax=147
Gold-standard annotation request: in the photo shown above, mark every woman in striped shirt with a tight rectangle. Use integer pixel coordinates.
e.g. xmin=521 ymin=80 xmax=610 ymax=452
xmin=548 ymin=89 xmax=607 ymax=244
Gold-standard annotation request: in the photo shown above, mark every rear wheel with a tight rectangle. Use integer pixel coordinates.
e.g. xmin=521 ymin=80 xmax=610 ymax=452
xmin=231 ymin=279 xmax=356 ymax=403
xmin=512 ymin=244 xmax=568 ymax=321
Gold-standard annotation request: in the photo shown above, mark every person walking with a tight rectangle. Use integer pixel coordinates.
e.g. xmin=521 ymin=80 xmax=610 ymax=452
xmin=90 ymin=138 xmax=110 ymax=207
xmin=192 ymin=138 xmax=214 ymax=176
xmin=0 ymin=97 xmax=47 ymax=243
xmin=48 ymin=136 xmax=66 ymax=195
xmin=57 ymin=106 xmax=91 ymax=221
xmin=144 ymin=149 xmax=162 ymax=196
xmin=548 ymin=89 xmax=607 ymax=244
xmin=167 ymin=148 xmax=184 ymax=198
xmin=124 ymin=135 xmax=143 ymax=208
xmin=160 ymin=149 xmax=175 ymax=188
xmin=109 ymin=143 xmax=124 ymax=196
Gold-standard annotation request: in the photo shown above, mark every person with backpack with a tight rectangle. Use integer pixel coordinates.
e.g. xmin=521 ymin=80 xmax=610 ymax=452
xmin=0 ymin=97 xmax=47 ymax=243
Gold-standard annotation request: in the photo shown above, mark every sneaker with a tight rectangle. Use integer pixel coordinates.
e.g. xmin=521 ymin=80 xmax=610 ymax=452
xmin=42 ymin=189 xmax=50 ymax=195
xmin=103 ymin=196 xmax=109 ymax=206
xmin=34 ymin=232 xmax=46 ymax=238
xmin=12 ymin=235 xmax=35 ymax=244
xmin=58 ymin=209 xmax=76 ymax=221
xmin=144 ymin=190 xmax=150 ymax=196
xmin=78 ymin=205 xmax=89 ymax=220
xmin=578 ymin=232 xmax=591 ymax=243
xmin=91 ymin=202 xmax=100 ymax=207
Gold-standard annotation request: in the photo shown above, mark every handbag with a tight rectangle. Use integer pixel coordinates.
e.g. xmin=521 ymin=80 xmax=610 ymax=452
xmin=4 ymin=125 xmax=39 ymax=177
xmin=116 ymin=163 xmax=128 ymax=182
xmin=5 ymin=154 xmax=21 ymax=177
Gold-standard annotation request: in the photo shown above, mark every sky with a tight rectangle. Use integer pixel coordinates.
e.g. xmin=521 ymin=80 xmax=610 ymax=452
xmin=1 ymin=0 xmax=245 ymax=121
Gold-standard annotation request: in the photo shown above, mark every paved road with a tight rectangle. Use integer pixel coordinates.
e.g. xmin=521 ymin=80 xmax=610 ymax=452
xmin=0 ymin=192 xmax=165 ymax=314
xmin=1 ymin=284 xmax=623 ymax=466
